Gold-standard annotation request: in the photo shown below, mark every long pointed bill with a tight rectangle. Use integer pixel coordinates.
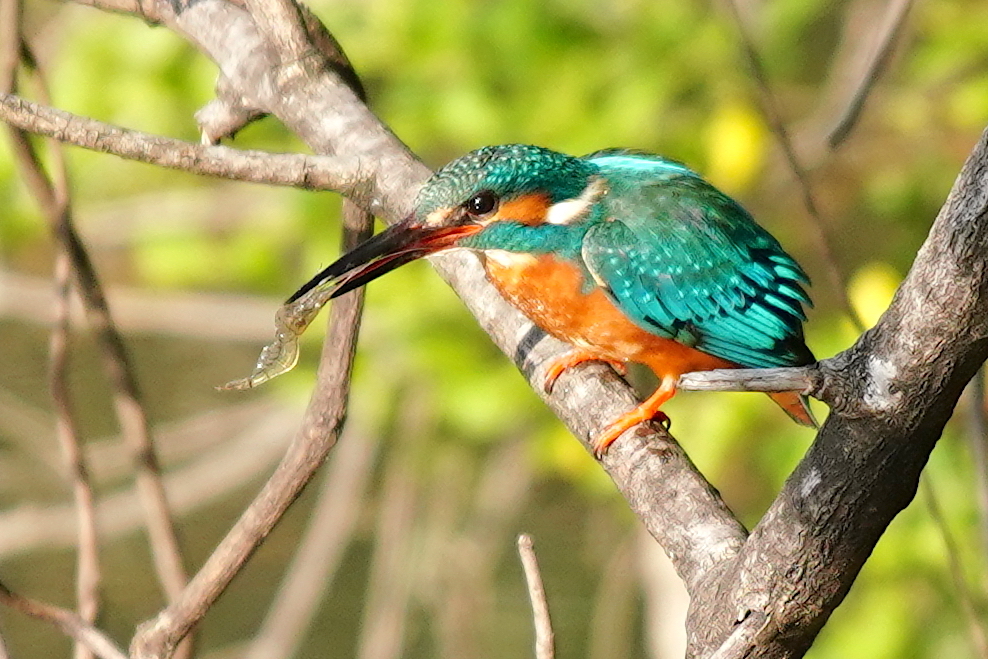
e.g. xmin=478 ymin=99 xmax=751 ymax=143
xmin=220 ymin=216 xmax=483 ymax=391
xmin=287 ymin=217 xmax=483 ymax=303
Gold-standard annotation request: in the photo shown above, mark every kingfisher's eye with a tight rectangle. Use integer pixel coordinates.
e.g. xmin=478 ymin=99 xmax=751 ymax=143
xmin=465 ymin=190 xmax=499 ymax=217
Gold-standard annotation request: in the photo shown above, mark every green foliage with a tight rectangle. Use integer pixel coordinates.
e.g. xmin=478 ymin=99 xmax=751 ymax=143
xmin=3 ymin=0 xmax=988 ymax=657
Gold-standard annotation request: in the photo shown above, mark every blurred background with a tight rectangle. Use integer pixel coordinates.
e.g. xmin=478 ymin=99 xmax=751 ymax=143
xmin=1 ymin=0 xmax=988 ymax=657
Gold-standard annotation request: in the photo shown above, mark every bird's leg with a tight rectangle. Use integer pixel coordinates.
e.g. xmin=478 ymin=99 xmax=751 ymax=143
xmin=591 ymin=378 xmax=675 ymax=458
xmin=543 ymin=349 xmax=628 ymax=394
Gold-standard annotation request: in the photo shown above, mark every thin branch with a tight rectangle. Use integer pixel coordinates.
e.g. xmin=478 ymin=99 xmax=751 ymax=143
xmin=2 ymin=94 xmax=190 ymax=624
xmin=723 ymin=0 xmax=864 ymax=333
xmin=827 ymin=0 xmax=914 ymax=148
xmin=0 ymin=94 xmax=369 ymax=196
xmin=0 ymin=581 xmax=127 ymax=659
xmin=18 ymin=36 xmax=104 ymax=659
xmin=921 ymin=476 xmax=988 ymax=659
xmin=517 ymin=534 xmax=554 ymax=659
xmin=132 ymin=201 xmax=369 ymax=659
xmin=52 ymin=252 xmax=102 ymax=659
xmin=678 ymin=365 xmax=823 ymax=395
xmin=245 ymin=204 xmax=377 ymax=659
xmin=245 ymin=421 xmax=378 ymax=659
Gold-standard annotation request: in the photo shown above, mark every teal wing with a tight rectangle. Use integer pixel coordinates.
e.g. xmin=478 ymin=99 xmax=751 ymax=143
xmin=581 ymin=157 xmax=813 ymax=368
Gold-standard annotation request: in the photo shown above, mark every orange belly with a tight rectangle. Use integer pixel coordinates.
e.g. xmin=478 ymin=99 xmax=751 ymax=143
xmin=483 ymin=252 xmax=735 ymax=381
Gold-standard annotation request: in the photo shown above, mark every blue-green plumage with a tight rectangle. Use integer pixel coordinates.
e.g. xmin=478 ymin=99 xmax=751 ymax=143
xmin=254 ymin=143 xmax=815 ymax=452
xmin=440 ymin=145 xmax=814 ymax=370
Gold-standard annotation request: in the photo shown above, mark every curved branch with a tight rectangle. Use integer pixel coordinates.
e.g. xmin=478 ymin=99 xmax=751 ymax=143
xmin=0 ymin=94 xmax=370 ymax=197
xmin=88 ymin=0 xmax=745 ymax=627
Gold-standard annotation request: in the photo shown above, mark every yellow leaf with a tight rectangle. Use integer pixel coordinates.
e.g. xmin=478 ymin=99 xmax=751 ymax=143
xmin=705 ymin=103 xmax=767 ymax=193
xmin=848 ymin=262 xmax=901 ymax=329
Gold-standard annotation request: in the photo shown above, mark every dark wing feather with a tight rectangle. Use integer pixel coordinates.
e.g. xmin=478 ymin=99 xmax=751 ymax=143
xmin=581 ymin=169 xmax=813 ymax=368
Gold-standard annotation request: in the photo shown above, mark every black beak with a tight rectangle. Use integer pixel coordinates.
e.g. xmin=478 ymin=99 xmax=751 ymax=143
xmin=287 ymin=216 xmax=482 ymax=304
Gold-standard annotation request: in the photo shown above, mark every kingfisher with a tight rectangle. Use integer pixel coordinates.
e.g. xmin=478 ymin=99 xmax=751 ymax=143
xmin=249 ymin=144 xmax=816 ymax=456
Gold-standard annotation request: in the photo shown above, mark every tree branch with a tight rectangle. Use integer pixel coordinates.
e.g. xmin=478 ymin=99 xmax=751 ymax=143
xmin=0 ymin=582 xmax=127 ymax=659
xmin=687 ymin=125 xmax=988 ymax=657
xmin=0 ymin=94 xmax=370 ymax=196
xmin=68 ymin=0 xmax=745 ymax=619
xmin=517 ymin=534 xmax=554 ymax=659
xmin=678 ymin=366 xmax=823 ymax=395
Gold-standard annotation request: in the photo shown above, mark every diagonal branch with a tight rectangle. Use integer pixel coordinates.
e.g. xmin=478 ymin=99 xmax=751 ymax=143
xmin=132 ymin=200 xmax=371 ymax=659
xmin=0 ymin=581 xmax=127 ymax=659
xmin=687 ymin=125 xmax=988 ymax=657
xmin=38 ymin=0 xmax=748 ymax=626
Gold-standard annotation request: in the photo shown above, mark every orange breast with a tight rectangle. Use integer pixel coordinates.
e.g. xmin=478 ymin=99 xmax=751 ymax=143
xmin=483 ymin=252 xmax=734 ymax=380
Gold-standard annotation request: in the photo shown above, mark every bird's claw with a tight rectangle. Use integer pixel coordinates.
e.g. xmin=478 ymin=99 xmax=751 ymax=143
xmin=591 ymin=410 xmax=672 ymax=459
xmin=543 ymin=351 xmax=628 ymax=395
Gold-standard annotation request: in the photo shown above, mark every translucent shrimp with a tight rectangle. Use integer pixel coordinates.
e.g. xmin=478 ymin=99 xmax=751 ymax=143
xmin=218 ymin=281 xmax=338 ymax=391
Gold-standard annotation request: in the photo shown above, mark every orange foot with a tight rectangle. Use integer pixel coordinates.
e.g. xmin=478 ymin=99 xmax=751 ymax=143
xmin=591 ymin=379 xmax=676 ymax=458
xmin=543 ymin=349 xmax=628 ymax=394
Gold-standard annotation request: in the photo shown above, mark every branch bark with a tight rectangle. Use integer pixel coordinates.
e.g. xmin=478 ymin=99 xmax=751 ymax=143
xmin=4 ymin=1 xmax=987 ymax=658
xmin=47 ymin=0 xmax=746 ymax=611
xmin=686 ymin=125 xmax=988 ymax=657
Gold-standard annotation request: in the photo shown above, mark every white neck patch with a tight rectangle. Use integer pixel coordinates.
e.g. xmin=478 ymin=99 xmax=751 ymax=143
xmin=545 ymin=176 xmax=608 ymax=225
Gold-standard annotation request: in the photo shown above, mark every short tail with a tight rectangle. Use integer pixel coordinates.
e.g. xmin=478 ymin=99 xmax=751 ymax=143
xmin=767 ymin=391 xmax=817 ymax=427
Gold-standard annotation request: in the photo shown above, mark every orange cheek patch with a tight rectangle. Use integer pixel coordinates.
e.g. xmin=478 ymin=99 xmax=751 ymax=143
xmin=495 ymin=193 xmax=551 ymax=226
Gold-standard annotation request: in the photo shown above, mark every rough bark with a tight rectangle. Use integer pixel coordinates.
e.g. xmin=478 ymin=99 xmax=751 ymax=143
xmin=2 ymin=1 xmax=987 ymax=657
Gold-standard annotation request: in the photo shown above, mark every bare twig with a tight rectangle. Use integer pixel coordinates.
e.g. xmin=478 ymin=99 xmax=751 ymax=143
xmin=2 ymin=50 xmax=188 ymax=652
xmin=52 ymin=252 xmax=102 ymax=659
xmin=0 ymin=581 xmax=128 ymax=659
xmin=723 ymin=0 xmax=863 ymax=332
xmin=678 ymin=366 xmax=822 ymax=395
xmin=3 ymin=12 xmax=102 ymax=659
xmin=517 ymin=534 xmax=554 ymax=659
xmin=23 ymin=38 xmax=103 ymax=659
xmin=0 ymin=94 xmax=369 ymax=196
xmin=826 ymin=0 xmax=915 ymax=148
xmin=245 ymin=421 xmax=378 ymax=659
xmin=132 ymin=196 xmax=368 ymax=658
xmin=921 ymin=476 xmax=988 ymax=659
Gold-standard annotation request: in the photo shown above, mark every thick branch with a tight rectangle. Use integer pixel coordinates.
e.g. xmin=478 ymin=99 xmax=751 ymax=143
xmin=687 ymin=126 xmax=988 ymax=657
xmin=84 ymin=0 xmax=744 ymax=614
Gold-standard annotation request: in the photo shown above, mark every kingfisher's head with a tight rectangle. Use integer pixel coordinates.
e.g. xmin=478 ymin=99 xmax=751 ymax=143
xmin=288 ymin=144 xmax=606 ymax=303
